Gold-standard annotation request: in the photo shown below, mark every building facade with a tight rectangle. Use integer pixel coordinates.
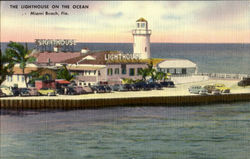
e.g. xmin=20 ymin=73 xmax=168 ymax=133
xmin=1 ymin=64 xmax=38 ymax=88
xmin=60 ymin=51 xmax=148 ymax=86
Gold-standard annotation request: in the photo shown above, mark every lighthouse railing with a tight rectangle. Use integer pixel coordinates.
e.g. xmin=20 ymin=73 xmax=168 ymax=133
xmin=132 ymin=29 xmax=151 ymax=35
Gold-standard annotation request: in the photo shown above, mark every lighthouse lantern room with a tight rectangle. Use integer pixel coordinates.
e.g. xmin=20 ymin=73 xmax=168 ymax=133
xmin=132 ymin=18 xmax=151 ymax=59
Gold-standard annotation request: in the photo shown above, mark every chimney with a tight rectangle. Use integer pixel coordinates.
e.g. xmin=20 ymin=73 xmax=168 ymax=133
xmin=81 ymin=48 xmax=89 ymax=54
xmin=53 ymin=47 xmax=58 ymax=52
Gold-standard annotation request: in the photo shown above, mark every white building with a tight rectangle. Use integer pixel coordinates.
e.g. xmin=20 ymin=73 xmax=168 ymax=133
xmin=156 ymin=59 xmax=197 ymax=75
xmin=132 ymin=17 xmax=151 ymax=59
xmin=1 ymin=64 xmax=38 ymax=88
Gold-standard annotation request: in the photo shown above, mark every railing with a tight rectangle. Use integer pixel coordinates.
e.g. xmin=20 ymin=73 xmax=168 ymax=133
xmin=132 ymin=29 xmax=151 ymax=35
xmin=170 ymin=73 xmax=250 ymax=80
xmin=194 ymin=73 xmax=250 ymax=80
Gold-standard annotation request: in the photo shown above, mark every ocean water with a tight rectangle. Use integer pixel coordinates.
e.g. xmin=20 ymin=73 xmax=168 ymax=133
xmin=1 ymin=43 xmax=250 ymax=74
xmin=1 ymin=102 xmax=250 ymax=159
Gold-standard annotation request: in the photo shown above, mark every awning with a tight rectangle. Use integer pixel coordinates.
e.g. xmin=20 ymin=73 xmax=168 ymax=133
xmin=56 ymin=80 xmax=70 ymax=84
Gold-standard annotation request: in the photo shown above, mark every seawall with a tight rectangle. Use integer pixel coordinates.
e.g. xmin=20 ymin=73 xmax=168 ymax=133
xmin=1 ymin=93 xmax=250 ymax=110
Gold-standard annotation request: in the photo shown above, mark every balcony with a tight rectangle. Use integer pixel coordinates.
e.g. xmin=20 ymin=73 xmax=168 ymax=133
xmin=132 ymin=29 xmax=151 ymax=35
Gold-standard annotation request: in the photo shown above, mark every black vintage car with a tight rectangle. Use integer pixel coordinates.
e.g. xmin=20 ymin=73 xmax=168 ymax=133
xmin=123 ymin=84 xmax=134 ymax=91
xmin=134 ymin=81 xmax=151 ymax=91
xmin=160 ymin=81 xmax=175 ymax=88
xmin=19 ymin=88 xmax=30 ymax=96
xmin=11 ymin=87 xmax=20 ymax=96
xmin=148 ymin=82 xmax=163 ymax=90
xmin=238 ymin=77 xmax=250 ymax=87
xmin=91 ymin=85 xmax=107 ymax=93
xmin=104 ymin=85 xmax=112 ymax=93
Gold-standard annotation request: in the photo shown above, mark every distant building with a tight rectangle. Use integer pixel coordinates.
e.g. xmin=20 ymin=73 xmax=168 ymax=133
xmin=156 ymin=59 xmax=197 ymax=75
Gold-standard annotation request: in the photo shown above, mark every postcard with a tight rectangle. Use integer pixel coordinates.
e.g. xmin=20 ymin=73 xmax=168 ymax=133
xmin=1 ymin=1 xmax=250 ymax=158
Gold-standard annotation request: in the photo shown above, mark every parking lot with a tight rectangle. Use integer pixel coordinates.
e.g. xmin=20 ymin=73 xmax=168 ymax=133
xmin=1 ymin=79 xmax=250 ymax=100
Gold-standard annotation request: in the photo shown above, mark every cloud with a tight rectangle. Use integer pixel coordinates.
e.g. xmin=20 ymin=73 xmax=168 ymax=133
xmin=196 ymin=1 xmax=249 ymax=22
xmin=100 ymin=11 xmax=123 ymax=18
xmin=162 ymin=15 xmax=182 ymax=20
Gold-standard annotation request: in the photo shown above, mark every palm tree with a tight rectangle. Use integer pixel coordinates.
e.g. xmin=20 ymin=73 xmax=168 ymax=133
xmin=138 ymin=60 xmax=157 ymax=82
xmin=5 ymin=42 xmax=36 ymax=88
xmin=56 ymin=65 xmax=74 ymax=81
xmin=0 ymin=49 xmax=15 ymax=85
xmin=155 ymin=71 xmax=165 ymax=82
xmin=138 ymin=68 xmax=150 ymax=81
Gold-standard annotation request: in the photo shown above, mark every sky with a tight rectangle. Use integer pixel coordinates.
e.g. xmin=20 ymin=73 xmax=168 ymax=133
xmin=1 ymin=1 xmax=250 ymax=43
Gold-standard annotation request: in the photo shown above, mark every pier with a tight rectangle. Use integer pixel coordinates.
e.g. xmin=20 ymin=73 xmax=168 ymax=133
xmin=1 ymin=93 xmax=250 ymax=110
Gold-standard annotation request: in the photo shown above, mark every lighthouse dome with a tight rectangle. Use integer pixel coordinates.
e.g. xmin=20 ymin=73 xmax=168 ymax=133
xmin=136 ymin=17 xmax=147 ymax=22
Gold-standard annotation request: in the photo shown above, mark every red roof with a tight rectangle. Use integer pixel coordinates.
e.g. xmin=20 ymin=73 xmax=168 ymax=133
xmin=56 ymin=80 xmax=70 ymax=84
xmin=37 ymin=52 xmax=81 ymax=64
xmin=63 ymin=51 xmax=119 ymax=65
xmin=62 ymin=51 xmax=147 ymax=65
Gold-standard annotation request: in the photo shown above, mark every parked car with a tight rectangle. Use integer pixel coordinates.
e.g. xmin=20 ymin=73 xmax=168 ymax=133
xmin=123 ymin=84 xmax=134 ymax=91
xmin=203 ymin=85 xmax=221 ymax=95
xmin=67 ymin=87 xmax=78 ymax=95
xmin=104 ymin=85 xmax=112 ymax=93
xmin=19 ymin=88 xmax=30 ymax=96
xmin=11 ymin=87 xmax=20 ymax=96
xmin=73 ymin=86 xmax=85 ymax=94
xmin=0 ymin=89 xmax=6 ymax=97
xmin=111 ymin=84 xmax=126 ymax=91
xmin=199 ymin=89 xmax=208 ymax=95
xmin=134 ymin=81 xmax=151 ymax=91
xmin=91 ymin=85 xmax=106 ymax=93
xmin=82 ymin=86 xmax=94 ymax=94
xmin=188 ymin=85 xmax=208 ymax=95
xmin=56 ymin=88 xmax=65 ymax=95
xmin=28 ymin=87 xmax=40 ymax=96
xmin=148 ymin=82 xmax=163 ymax=90
xmin=160 ymin=81 xmax=175 ymax=88
xmin=0 ymin=87 xmax=13 ymax=96
xmin=214 ymin=84 xmax=230 ymax=93
xmin=238 ymin=77 xmax=250 ymax=87
xmin=130 ymin=84 xmax=140 ymax=91
xmin=38 ymin=88 xmax=56 ymax=96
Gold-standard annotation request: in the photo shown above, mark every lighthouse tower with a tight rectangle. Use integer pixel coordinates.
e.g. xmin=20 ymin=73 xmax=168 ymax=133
xmin=132 ymin=18 xmax=151 ymax=59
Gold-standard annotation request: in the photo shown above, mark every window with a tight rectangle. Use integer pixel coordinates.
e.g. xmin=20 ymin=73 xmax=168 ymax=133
xmin=176 ymin=68 xmax=181 ymax=74
xmin=121 ymin=64 xmax=126 ymax=75
xmin=129 ymin=68 xmax=135 ymax=76
xmin=88 ymin=71 xmax=91 ymax=75
xmin=145 ymin=47 xmax=147 ymax=52
xmin=115 ymin=68 xmax=119 ymax=75
xmin=137 ymin=23 xmax=140 ymax=28
xmin=94 ymin=70 xmax=96 ymax=75
xmin=169 ymin=69 xmax=175 ymax=74
xmin=17 ymin=75 xmax=19 ymax=81
xmin=98 ymin=71 xmax=101 ymax=76
xmin=137 ymin=68 xmax=142 ymax=75
xmin=107 ymin=68 xmax=113 ymax=76
xmin=21 ymin=76 xmax=24 ymax=82
xmin=182 ymin=68 xmax=187 ymax=74
xmin=141 ymin=23 xmax=145 ymax=28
